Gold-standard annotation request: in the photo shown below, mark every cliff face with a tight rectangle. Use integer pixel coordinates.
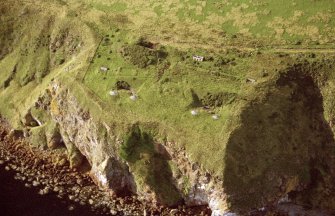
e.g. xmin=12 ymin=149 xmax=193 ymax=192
xmin=46 ymin=81 xmax=228 ymax=213
xmin=49 ymin=82 xmax=136 ymax=194
xmin=22 ymin=62 xmax=335 ymax=215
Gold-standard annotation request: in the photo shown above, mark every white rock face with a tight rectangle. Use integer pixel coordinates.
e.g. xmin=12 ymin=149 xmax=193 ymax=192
xmin=209 ymin=198 xmax=232 ymax=216
xmin=50 ymin=84 xmax=136 ymax=194
xmin=163 ymin=141 xmax=228 ymax=214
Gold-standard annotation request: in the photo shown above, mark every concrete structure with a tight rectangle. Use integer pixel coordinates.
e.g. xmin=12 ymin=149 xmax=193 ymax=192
xmin=100 ymin=66 xmax=108 ymax=72
xmin=191 ymin=110 xmax=198 ymax=116
xmin=246 ymin=78 xmax=256 ymax=83
xmin=130 ymin=95 xmax=137 ymax=101
xmin=109 ymin=90 xmax=118 ymax=96
xmin=193 ymin=56 xmax=204 ymax=62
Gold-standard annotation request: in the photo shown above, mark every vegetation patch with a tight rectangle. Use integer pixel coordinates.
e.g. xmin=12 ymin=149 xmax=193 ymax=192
xmin=119 ymin=43 xmax=167 ymax=68
xmin=214 ymin=57 xmax=236 ymax=67
xmin=201 ymin=92 xmax=237 ymax=108
xmin=29 ymin=125 xmax=48 ymax=150
xmin=115 ymin=80 xmax=131 ymax=91
xmin=120 ymin=124 xmax=182 ymax=206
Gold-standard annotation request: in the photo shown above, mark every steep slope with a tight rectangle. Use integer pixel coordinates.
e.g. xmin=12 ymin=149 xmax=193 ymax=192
xmin=224 ymin=61 xmax=335 ymax=212
xmin=0 ymin=0 xmax=98 ymax=127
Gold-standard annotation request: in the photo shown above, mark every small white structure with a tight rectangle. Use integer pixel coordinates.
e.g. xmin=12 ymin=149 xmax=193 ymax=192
xmin=100 ymin=66 xmax=108 ymax=72
xmin=246 ymin=78 xmax=256 ymax=83
xmin=212 ymin=115 xmax=219 ymax=120
xmin=191 ymin=110 xmax=198 ymax=116
xmin=278 ymin=194 xmax=290 ymax=204
xmin=193 ymin=55 xmax=204 ymax=62
xmin=109 ymin=90 xmax=118 ymax=96
xmin=130 ymin=95 xmax=138 ymax=101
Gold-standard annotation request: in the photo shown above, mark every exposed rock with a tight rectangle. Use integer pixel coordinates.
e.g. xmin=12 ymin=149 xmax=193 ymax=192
xmin=110 ymin=209 xmax=117 ymax=215
xmin=22 ymin=111 xmax=39 ymax=127
xmin=49 ymin=83 xmax=136 ymax=194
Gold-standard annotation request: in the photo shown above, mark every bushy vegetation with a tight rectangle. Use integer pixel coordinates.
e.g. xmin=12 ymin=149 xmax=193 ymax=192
xmin=115 ymin=80 xmax=131 ymax=90
xmin=119 ymin=43 xmax=166 ymax=68
xmin=201 ymin=92 xmax=237 ymax=108
xmin=119 ymin=124 xmax=146 ymax=161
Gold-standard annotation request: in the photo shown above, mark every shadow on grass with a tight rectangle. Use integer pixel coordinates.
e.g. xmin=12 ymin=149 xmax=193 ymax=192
xmin=223 ymin=64 xmax=335 ymax=212
xmin=120 ymin=123 xmax=182 ymax=206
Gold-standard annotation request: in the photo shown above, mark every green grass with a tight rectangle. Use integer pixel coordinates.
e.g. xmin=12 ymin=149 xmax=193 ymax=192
xmin=81 ymin=0 xmax=335 ymax=47
xmin=120 ymin=124 xmax=182 ymax=205
xmin=1 ymin=0 xmax=335 ymax=211
xmin=80 ymin=26 xmax=269 ymax=176
xmin=89 ymin=1 xmax=127 ymax=13
xmin=30 ymin=125 xmax=48 ymax=149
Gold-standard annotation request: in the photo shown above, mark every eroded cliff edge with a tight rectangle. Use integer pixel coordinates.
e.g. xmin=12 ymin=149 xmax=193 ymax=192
xmin=9 ymin=60 xmax=335 ymax=215
xmin=1 ymin=0 xmax=335 ymax=215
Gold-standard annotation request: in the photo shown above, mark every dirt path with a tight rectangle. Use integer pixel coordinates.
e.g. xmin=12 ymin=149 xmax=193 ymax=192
xmin=156 ymin=38 xmax=335 ymax=53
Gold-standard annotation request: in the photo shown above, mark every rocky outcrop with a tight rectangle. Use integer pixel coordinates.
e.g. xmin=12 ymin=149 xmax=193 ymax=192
xmin=48 ymin=82 xmax=136 ymax=195
xmin=163 ymin=141 xmax=228 ymax=215
xmin=45 ymin=81 xmax=229 ymax=214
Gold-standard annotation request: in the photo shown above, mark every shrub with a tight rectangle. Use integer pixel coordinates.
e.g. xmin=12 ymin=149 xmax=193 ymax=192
xmin=201 ymin=92 xmax=237 ymax=108
xmin=120 ymin=125 xmax=141 ymax=161
xmin=115 ymin=80 xmax=131 ymax=90
xmin=119 ymin=44 xmax=167 ymax=68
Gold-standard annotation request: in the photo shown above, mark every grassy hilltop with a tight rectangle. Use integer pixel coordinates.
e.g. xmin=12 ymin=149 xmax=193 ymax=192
xmin=1 ymin=0 xmax=335 ymax=212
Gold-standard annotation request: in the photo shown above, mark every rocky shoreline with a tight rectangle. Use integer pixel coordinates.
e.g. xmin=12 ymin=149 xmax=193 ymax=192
xmin=1 ymin=117 xmax=334 ymax=216
xmin=0 ymin=118 xmax=211 ymax=216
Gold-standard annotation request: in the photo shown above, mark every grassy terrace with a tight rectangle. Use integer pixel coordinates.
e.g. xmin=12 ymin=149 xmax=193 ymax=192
xmin=77 ymin=21 xmax=308 ymax=178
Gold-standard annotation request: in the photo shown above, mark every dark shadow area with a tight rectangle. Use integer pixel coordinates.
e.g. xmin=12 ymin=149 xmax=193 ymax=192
xmin=115 ymin=80 xmax=131 ymax=91
xmin=76 ymin=153 xmax=92 ymax=174
xmin=3 ymin=64 xmax=16 ymax=89
xmin=120 ymin=124 xmax=183 ymax=206
xmin=0 ymin=163 xmax=100 ymax=216
xmin=187 ymin=89 xmax=203 ymax=108
xmin=103 ymin=156 xmax=134 ymax=197
xmin=223 ymin=64 xmax=335 ymax=212
xmin=136 ymin=37 xmax=156 ymax=49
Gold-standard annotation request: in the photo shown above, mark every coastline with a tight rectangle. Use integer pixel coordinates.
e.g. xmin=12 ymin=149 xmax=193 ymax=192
xmin=0 ymin=117 xmax=211 ymax=216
